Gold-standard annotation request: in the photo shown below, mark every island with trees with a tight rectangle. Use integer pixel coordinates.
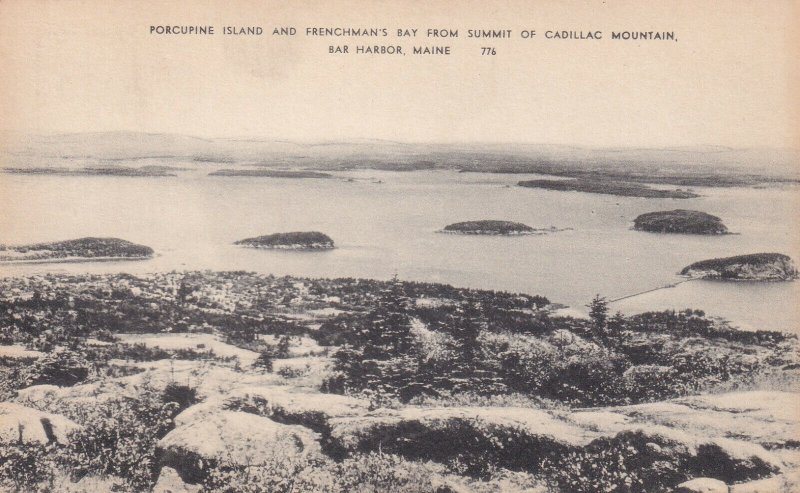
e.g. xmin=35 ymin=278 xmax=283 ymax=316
xmin=4 ymin=166 xmax=177 ymax=177
xmin=633 ymin=210 xmax=729 ymax=235
xmin=0 ymin=237 xmax=154 ymax=263
xmin=440 ymin=220 xmax=536 ymax=235
xmin=235 ymin=232 xmax=335 ymax=250
xmin=681 ymin=253 xmax=798 ymax=281
xmin=209 ymin=169 xmax=332 ymax=179
xmin=518 ymin=179 xmax=699 ymax=198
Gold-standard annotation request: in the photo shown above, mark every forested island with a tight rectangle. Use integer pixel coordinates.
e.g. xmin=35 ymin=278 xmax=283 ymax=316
xmin=0 ymin=271 xmax=797 ymax=493
xmin=518 ymin=179 xmax=700 ymax=198
xmin=0 ymin=238 xmax=154 ymax=263
xmin=3 ymin=166 xmax=177 ymax=177
xmin=439 ymin=220 xmax=569 ymax=236
xmin=681 ymin=253 xmax=798 ymax=281
xmin=209 ymin=169 xmax=332 ymax=178
xmin=235 ymin=232 xmax=335 ymax=250
xmin=441 ymin=220 xmax=534 ymax=235
xmin=633 ymin=210 xmax=729 ymax=235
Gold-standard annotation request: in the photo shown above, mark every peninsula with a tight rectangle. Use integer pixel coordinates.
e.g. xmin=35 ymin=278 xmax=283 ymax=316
xmin=633 ymin=210 xmax=729 ymax=235
xmin=234 ymin=231 xmax=335 ymax=250
xmin=680 ymin=253 xmax=798 ymax=281
xmin=518 ymin=179 xmax=699 ymax=199
xmin=0 ymin=237 xmax=154 ymax=263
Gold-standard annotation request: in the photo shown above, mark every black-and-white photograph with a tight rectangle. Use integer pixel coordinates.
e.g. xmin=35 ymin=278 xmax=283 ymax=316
xmin=0 ymin=1 xmax=798 ymax=492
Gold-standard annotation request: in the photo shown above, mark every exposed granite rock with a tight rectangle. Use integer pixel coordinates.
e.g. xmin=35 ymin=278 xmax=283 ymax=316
xmin=674 ymin=477 xmax=729 ymax=493
xmin=0 ymin=402 xmax=80 ymax=445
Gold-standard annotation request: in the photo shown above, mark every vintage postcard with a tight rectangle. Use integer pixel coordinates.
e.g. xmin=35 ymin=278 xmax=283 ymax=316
xmin=0 ymin=1 xmax=798 ymax=492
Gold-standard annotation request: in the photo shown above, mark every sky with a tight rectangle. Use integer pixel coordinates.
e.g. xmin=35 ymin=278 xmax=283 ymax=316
xmin=0 ymin=0 xmax=797 ymax=148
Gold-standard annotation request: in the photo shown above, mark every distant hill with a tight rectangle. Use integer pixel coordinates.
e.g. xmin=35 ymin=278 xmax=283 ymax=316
xmin=2 ymin=132 xmax=798 ymax=187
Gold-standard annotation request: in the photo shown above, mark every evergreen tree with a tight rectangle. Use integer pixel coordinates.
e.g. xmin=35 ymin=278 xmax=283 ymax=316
xmin=587 ymin=294 xmax=609 ymax=333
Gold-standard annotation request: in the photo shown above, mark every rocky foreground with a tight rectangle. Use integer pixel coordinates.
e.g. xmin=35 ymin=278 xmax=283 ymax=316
xmin=5 ymin=358 xmax=799 ymax=493
xmin=0 ymin=271 xmax=797 ymax=492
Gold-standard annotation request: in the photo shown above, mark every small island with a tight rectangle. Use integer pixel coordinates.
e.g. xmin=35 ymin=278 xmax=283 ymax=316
xmin=0 ymin=237 xmax=154 ymax=263
xmin=633 ymin=210 xmax=729 ymax=235
xmin=209 ymin=169 xmax=332 ymax=179
xmin=234 ymin=232 xmax=335 ymax=250
xmin=680 ymin=253 xmax=798 ymax=281
xmin=4 ymin=166 xmax=177 ymax=177
xmin=518 ymin=179 xmax=699 ymax=199
xmin=439 ymin=220 xmax=549 ymax=235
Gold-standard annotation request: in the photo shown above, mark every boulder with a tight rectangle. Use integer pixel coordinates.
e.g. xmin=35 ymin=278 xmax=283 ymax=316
xmin=157 ymin=410 xmax=320 ymax=483
xmin=674 ymin=478 xmax=729 ymax=493
xmin=0 ymin=402 xmax=80 ymax=445
xmin=729 ymin=472 xmax=800 ymax=493
xmin=153 ymin=467 xmax=201 ymax=493
xmin=225 ymin=385 xmax=371 ymax=421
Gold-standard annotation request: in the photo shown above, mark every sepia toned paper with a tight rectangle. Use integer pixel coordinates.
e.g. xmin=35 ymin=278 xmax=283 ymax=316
xmin=0 ymin=1 xmax=799 ymax=492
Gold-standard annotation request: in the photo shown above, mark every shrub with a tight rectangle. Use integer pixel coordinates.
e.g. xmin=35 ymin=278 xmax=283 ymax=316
xmin=0 ymin=444 xmax=57 ymax=492
xmin=253 ymin=351 xmax=274 ymax=372
xmin=58 ymin=382 xmax=179 ymax=491
xmin=21 ymin=349 xmax=90 ymax=387
xmin=542 ymin=431 xmax=689 ymax=493
xmin=162 ymin=382 xmax=198 ymax=414
xmin=203 ymin=452 xmax=444 ymax=493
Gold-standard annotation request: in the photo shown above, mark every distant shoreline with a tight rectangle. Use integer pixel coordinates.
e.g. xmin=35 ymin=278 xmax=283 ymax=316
xmin=0 ymin=256 xmax=152 ymax=265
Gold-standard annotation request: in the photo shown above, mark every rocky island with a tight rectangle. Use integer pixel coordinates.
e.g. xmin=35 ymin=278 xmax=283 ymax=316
xmin=633 ymin=209 xmax=729 ymax=235
xmin=440 ymin=220 xmax=536 ymax=235
xmin=209 ymin=169 xmax=332 ymax=178
xmin=518 ymin=179 xmax=700 ymax=199
xmin=681 ymin=253 xmax=798 ymax=281
xmin=3 ymin=166 xmax=177 ymax=177
xmin=235 ymin=231 xmax=335 ymax=250
xmin=0 ymin=237 xmax=154 ymax=263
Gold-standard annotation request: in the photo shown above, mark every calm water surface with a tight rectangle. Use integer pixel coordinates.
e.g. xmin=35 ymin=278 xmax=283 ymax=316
xmin=1 ymin=169 xmax=797 ymax=332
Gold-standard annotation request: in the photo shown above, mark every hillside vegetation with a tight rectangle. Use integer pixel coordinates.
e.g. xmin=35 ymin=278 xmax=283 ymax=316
xmin=0 ymin=272 xmax=797 ymax=492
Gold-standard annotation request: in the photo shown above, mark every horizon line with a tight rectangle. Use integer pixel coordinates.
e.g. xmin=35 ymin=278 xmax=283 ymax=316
xmin=1 ymin=129 xmax=798 ymax=153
